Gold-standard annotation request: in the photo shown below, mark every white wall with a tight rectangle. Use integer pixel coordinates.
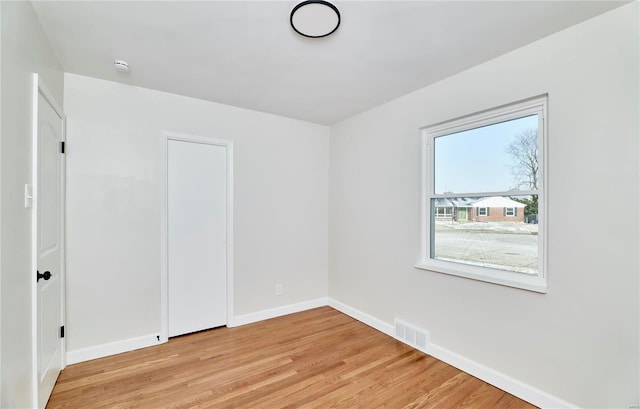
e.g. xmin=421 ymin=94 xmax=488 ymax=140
xmin=328 ymin=4 xmax=639 ymax=408
xmin=64 ymin=74 xmax=329 ymax=353
xmin=0 ymin=2 xmax=64 ymax=407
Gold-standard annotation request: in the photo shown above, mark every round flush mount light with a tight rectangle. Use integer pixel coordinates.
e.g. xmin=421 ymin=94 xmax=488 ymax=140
xmin=290 ymin=0 xmax=340 ymax=38
xmin=114 ymin=59 xmax=129 ymax=72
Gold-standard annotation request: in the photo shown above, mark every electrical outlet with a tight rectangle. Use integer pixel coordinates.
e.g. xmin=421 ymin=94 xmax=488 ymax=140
xmin=275 ymin=284 xmax=283 ymax=296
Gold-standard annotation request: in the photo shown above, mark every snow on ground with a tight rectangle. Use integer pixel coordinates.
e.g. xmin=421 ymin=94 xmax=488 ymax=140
xmin=435 ymin=220 xmax=538 ymax=234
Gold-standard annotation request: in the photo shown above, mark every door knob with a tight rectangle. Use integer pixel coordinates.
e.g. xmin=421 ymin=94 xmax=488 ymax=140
xmin=36 ymin=270 xmax=51 ymax=282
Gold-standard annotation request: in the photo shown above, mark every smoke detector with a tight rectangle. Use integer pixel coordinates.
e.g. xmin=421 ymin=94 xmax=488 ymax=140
xmin=114 ymin=60 xmax=129 ymax=72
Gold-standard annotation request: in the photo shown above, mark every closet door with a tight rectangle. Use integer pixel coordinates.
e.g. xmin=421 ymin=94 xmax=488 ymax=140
xmin=168 ymin=139 xmax=227 ymax=337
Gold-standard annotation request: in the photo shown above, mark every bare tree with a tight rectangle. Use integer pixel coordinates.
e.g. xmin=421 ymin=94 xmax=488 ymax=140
xmin=506 ymin=128 xmax=538 ymax=190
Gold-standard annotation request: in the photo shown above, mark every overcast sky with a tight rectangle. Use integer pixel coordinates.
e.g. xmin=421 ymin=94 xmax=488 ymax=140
xmin=434 ymin=114 xmax=538 ymax=194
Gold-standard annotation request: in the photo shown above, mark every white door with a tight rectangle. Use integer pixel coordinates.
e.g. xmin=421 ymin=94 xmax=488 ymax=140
xmin=168 ymin=140 xmax=227 ymax=337
xmin=35 ymin=88 xmax=65 ymax=408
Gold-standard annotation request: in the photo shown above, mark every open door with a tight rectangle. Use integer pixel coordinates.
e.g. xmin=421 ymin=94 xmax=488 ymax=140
xmin=167 ymin=138 xmax=227 ymax=336
xmin=32 ymin=74 xmax=66 ymax=409
xmin=160 ymin=132 xmax=234 ymax=342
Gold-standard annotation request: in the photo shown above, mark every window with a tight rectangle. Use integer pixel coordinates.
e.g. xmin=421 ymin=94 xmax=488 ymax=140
xmin=417 ymin=96 xmax=547 ymax=293
xmin=435 ymin=207 xmax=453 ymax=218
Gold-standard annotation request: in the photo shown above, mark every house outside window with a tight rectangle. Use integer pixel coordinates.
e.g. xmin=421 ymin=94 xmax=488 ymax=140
xmin=417 ymin=95 xmax=547 ymax=293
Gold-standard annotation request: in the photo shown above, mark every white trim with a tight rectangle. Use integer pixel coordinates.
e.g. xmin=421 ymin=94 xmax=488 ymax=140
xmin=66 ymin=334 xmax=161 ymax=365
xmin=423 ymin=95 xmax=548 ymax=138
xmin=414 ymin=259 xmax=547 ymax=294
xmin=34 ymin=75 xmax=64 ymax=118
xmin=31 ymin=74 xmax=39 ymax=409
xmin=61 ymin=291 xmax=577 ymax=408
xmin=67 ymin=298 xmax=327 ymax=362
xmin=539 ymin=103 xmax=549 ymax=297
xmin=328 ymin=298 xmax=575 ymax=409
xmin=425 ymin=342 xmax=578 ymax=408
xmin=419 ymin=95 xmax=548 ymax=293
xmin=229 ymin=298 xmax=328 ymax=327
xmin=327 ymin=298 xmax=394 ymax=337
xmin=433 ymin=189 xmax=537 ymax=199
xmin=160 ymin=135 xmax=167 ymax=342
xmin=160 ymin=131 xmax=234 ymax=342
xmin=422 ymin=343 xmax=576 ymax=408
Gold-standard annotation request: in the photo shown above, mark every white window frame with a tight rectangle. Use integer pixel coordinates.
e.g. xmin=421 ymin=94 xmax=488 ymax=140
xmin=505 ymin=207 xmax=516 ymax=217
xmin=416 ymin=95 xmax=548 ymax=293
xmin=477 ymin=207 xmax=488 ymax=217
xmin=435 ymin=207 xmax=453 ymax=217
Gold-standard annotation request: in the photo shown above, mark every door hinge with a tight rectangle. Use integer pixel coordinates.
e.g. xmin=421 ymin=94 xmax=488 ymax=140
xmin=60 ymin=141 xmax=65 ymax=154
xmin=60 ymin=326 xmax=65 ymax=338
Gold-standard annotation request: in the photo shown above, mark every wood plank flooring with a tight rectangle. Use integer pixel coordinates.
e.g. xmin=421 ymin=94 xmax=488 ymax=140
xmin=47 ymin=307 xmax=537 ymax=408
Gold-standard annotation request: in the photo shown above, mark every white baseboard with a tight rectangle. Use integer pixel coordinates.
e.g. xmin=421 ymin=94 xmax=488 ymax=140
xmin=327 ymin=298 xmax=576 ymax=409
xmin=328 ymin=298 xmax=394 ymax=337
xmin=423 ymin=343 xmax=576 ymax=408
xmin=66 ymin=298 xmax=328 ymax=364
xmin=66 ymin=333 xmax=161 ymax=365
xmin=64 ymin=297 xmax=577 ymax=408
xmin=229 ymin=297 xmax=328 ymax=327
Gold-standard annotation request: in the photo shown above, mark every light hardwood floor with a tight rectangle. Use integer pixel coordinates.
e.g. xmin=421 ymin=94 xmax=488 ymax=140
xmin=47 ymin=307 xmax=537 ymax=408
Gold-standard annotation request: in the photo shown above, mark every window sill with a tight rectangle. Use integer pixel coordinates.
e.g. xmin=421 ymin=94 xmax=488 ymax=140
xmin=414 ymin=260 xmax=548 ymax=293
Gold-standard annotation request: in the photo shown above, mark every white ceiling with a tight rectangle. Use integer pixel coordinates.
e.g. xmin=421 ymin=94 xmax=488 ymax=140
xmin=32 ymin=1 xmax=625 ymax=125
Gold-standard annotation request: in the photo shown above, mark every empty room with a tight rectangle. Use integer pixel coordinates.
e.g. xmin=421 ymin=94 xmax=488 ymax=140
xmin=1 ymin=1 xmax=638 ymax=408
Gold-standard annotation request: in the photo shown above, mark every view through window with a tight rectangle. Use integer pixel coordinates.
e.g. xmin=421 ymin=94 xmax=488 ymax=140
xmin=419 ymin=96 xmax=547 ymax=291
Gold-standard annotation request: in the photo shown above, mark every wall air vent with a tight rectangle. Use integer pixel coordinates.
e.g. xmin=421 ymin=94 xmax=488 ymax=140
xmin=394 ymin=318 xmax=430 ymax=352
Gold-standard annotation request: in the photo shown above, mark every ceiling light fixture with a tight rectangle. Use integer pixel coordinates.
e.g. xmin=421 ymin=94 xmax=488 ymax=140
xmin=290 ymin=0 xmax=340 ymax=38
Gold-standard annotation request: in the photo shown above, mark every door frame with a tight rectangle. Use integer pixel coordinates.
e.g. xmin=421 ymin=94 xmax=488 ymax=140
xmin=31 ymin=73 xmax=66 ymax=407
xmin=160 ymin=131 xmax=234 ymax=342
